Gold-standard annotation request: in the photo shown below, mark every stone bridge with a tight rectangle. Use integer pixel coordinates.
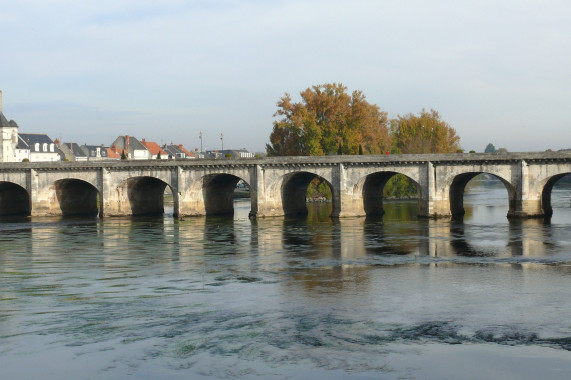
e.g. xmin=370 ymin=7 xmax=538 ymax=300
xmin=0 ymin=152 xmax=570 ymax=219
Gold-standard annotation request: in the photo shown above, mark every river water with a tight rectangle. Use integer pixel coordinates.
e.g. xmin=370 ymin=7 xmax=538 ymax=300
xmin=1 ymin=179 xmax=570 ymax=379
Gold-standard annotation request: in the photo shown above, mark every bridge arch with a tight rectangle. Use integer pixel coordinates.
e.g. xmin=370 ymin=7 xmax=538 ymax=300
xmin=540 ymin=173 xmax=571 ymax=218
xmin=117 ymin=176 xmax=176 ymax=216
xmin=448 ymin=172 xmax=515 ymax=217
xmin=353 ymin=171 xmax=421 ymax=216
xmin=0 ymin=182 xmax=31 ymax=216
xmin=271 ymin=171 xmax=337 ymax=217
xmin=54 ymin=179 xmax=100 ymax=216
xmin=199 ymin=173 xmax=250 ymax=216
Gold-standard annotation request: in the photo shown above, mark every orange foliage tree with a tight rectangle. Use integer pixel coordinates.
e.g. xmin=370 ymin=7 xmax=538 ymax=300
xmin=266 ymin=83 xmax=391 ymax=156
xmin=390 ymin=109 xmax=461 ymax=154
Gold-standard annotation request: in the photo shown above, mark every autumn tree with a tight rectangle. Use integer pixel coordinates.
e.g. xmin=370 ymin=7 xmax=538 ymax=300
xmin=390 ymin=109 xmax=461 ymax=154
xmin=385 ymin=109 xmax=460 ymax=198
xmin=266 ymin=83 xmax=391 ymax=156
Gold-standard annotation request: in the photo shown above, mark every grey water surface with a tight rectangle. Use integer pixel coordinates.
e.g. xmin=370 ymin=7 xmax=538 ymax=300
xmin=1 ymin=179 xmax=570 ymax=379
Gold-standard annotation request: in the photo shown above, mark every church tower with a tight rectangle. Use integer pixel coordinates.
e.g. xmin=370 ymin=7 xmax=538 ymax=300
xmin=0 ymin=90 xmax=20 ymax=162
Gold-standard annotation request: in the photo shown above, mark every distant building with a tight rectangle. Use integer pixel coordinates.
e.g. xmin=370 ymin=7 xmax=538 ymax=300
xmin=162 ymin=144 xmax=196 ymax=159
xmin=230 ymin=149 xmax=255 ymax=159
xmin=110 ymin=135 xmax=150 ymax=159
xmin=57 ymin=142 xmax=116 ymax=161
xmin=204 ymin=149 xmax=254 ymax=159
xmin=57 ymin=141 xmax=88 ymax=161
xmin=0 ymin=91 xmax=19 ymax=162
xmin=177 ymin=145 xmax=196 ymax=158
xmin=17 ymin=133 xmax=61 ymax=162
xmin=140 ymin=139 xmax=167 ymax=159
xmin=106 ymin=147 xmax=121 ymax=159
xmin=81 ymin=144 xmax=109 ymax=160
xmin=203 ymin=150 xmax=221 ymax=159
xmin=108 ymin=145 xmax=124 ymax=159
xmin=1 ymin=91 xmax=63 ymax=162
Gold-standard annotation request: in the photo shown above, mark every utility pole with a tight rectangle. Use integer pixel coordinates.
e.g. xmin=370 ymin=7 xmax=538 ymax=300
xmin=199 ymin=131 xmax=203 ymax=153
xmin=220 ymin=133 xmax=224 ymax=151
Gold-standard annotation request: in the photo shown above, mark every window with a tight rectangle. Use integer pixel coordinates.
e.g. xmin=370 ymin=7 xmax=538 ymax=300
xmin=43 ymin=143 xmax=48 ymax=152
xmin=35 ymin=143 xmax=40 ymax=151
xmin=50 ymin=144 xmax=55 ymax=152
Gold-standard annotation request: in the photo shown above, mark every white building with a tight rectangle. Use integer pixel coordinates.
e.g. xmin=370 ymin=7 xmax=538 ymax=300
xmin=110 ymin=135 xmax=151 ymax=160
xmin=0 ymin=91 xmax=19 ymax=162
xmin=0 ymin=91 xmax=62 ymax=162
xmin=17 ymin=134 xmax=61 ymax=162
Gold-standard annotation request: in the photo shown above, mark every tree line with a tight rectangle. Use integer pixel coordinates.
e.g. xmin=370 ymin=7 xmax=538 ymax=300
xmin=266 ymin=83 xmax=461 ymax=157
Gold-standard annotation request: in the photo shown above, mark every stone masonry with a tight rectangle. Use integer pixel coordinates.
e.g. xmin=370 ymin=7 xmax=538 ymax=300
xmin=0 ymin=152 xmax=570 ymax=218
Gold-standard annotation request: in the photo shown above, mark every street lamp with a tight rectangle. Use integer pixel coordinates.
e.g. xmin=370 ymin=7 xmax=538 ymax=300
xmin=220 ymin=133 xmax=224 ymax=151
xmin=199 ymin=131 xmax=203 ymax=153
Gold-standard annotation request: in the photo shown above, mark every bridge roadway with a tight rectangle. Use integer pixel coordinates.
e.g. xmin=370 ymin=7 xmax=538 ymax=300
xmin=0 ymin=152 xmax=570 ymax=219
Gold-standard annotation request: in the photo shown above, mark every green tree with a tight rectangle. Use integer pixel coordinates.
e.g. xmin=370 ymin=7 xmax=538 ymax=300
xmin=157 ymin=152 xmax=161 ymax=159
xmin=390 ymin=109 xmax=461 ymax=154
xmin=484 ymin=143 xmax=496 ymax=153
xmin=266 ymin=83 xmax=391 ymax=156
xmin=307 ymin=178 xmax=332 ymax=199
xmin=383 ymin=174 xmax=418 ymax=198
xmin=121 ymin=150 xmax=127 ymax=160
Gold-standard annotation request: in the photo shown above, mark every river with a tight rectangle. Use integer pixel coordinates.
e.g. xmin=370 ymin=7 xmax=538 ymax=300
xmin=0 ymin=178 xmax=570 ymax=379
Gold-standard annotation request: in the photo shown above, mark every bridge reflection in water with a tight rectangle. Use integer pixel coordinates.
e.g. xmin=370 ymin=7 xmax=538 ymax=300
xmin=5 ymin=184 xmax=566 ymax=266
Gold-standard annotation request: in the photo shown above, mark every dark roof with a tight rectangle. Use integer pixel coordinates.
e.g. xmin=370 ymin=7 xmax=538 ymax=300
xmin=111 ymin=136 xmax=147 ymax=151
xmin=81 ymin=145 xmax=109 ymax=157
xmin=18 ymin=134 xmax=55 ymax=152
xmin=128 ymin=138 xmax=147 ymax=150
xmin=17 ymin=135 xmax=29 ymax=149
xmin=162 ymin=145 xmax=179 ymax=156
xmin=0 ymin=112 xmax=11 ymax=127
xmin=65 ymin=143 xmax=88 ymax=157
xmin=19 ymin=133 xmax=54 ymax=145
xmin=163 ymin=145 xmax=186 ymax=156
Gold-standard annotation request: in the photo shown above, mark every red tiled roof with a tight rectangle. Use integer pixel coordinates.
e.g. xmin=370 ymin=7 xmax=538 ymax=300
xmin=141 ymin=141 xmax=167 ymax=155
xmin=177 ymin=144 xmax=195 ymax=157
xmin=106 ymin=148 xmax=121 ymax=159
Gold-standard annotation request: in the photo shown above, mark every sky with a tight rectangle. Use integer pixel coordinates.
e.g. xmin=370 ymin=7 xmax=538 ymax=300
xmin=1 ymin=0 xmax=570 ymax=153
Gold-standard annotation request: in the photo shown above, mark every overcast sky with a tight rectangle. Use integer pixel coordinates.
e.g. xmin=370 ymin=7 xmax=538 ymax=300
xmin=1 ymin=0 xmax=569 ymax=152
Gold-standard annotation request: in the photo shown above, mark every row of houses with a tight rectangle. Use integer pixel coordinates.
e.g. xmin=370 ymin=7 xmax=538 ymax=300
xmin=56 ymin=136 xmax=198 ymax=161
xmin=0 ymin=91 xmax=255 ymax=163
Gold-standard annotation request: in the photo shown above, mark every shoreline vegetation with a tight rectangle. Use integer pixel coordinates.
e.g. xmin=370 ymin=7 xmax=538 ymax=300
xmin=306 ymin=195 xmax=418 ymax=203
xmin=306 ymin=173 xmax=419 ymax=201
